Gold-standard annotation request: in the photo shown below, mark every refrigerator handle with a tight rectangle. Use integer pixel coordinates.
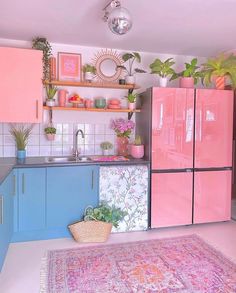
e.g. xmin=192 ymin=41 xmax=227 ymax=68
xmin=232 ymin=140 xmax=235 ymax=184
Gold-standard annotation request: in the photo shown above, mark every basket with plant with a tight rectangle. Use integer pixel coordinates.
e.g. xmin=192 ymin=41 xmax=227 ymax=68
xmin=83 ymin=64 xmax=96 ymax=82
xmin=45 ymin=84 xmax=58 ymax=106
xmin=44 ymin=126 xmax=56 ymax=141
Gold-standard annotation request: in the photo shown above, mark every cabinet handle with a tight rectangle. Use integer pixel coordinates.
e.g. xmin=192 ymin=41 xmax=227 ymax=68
xmin=22 ymin=173 xmax=25 ymax=194
xmin=91 ymin=170 xmax=94 ymax=190
xmin=0 ymin=196 xmax=3 ymax=225
xmin=13 ymin=175 xmax=16 ymax=196
xmin=36 ymin=100 xmax=39 ymax=119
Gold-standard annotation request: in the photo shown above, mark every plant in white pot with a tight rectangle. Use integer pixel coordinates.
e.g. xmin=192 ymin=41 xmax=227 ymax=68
xmin=100 ymin=141 xmax=113 ymax=156
xmin=10 ymin=124 xmax=33 ymax=159
xmin=117 ymin=52 xmax=146 ymax=85
xmin=46 ymin=84 xmax=58 ymax=106
xmin=126 ymin=91 xmax=137 ymax=110
xmin=44 ymin=126 xmax=56 ymax=141
xmin=82 ymin=64 xmax=96 ymax=82
xmin=130 ymin=135 xmax=144 ymax=159
xmin=149 ymin=58 xmax=176 ymax=87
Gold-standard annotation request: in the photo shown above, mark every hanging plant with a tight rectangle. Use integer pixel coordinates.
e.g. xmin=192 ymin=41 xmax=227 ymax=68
xmin=32 ymin=37 xmax=52 ymax=81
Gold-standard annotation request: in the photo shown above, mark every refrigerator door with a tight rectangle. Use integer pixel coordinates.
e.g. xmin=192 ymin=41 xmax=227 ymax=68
xmin=151 ymin=172 xmax=193 ymax=228
xmin=152 ymin=88 xmax=194 ymax=170
xmin=194 ymin=170 xmax=231 ymax=223
xmin=195 ymin=89 xmax=233 ymax=168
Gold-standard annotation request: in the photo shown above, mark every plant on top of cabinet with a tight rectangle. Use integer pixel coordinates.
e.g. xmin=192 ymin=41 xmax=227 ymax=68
xmin=100 ymin=141 xmax=113 ymax=156
xmin=130 ymin=135 xmax=144 ymax=159
xmin=82 ymin=64 xmax=96 ymax=83
xmin=126 ymin=91 xmax=137 ymax=111
xmin=46 ymin=84 xmax=58 ymax=106
xmin=117 ymin=52 xmax=146 ymax=85
xmin=10 ymin=124 xmax=33 ymax=159
xmin=201 ymin=54 xmax=236 ymax=90
xmin=32 ymin=37 xmax=52 ymax=81
xmin=44 ymin=126 xmax=56 ymax=141
xmin=68 ymin=202 xmax=127 ymax=243
xmin=171 ymin=58 xmax=202 ymax=88
xmin=149 ymin=58 xmax=176 ymax=87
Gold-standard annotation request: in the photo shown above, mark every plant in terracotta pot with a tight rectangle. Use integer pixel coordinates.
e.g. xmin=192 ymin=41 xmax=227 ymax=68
xmin=117 ymin=52 xmax=146 ymax=85
xmin=130 ymin=135 xmax=144 ymax=159
xmin=100 ymin=141 xmax=113 ymax=156
xmin=68 ymin=202 xmax=126 ymax=243
xmin=82 ymin=64 xmax=96 ymax=82
xmin=44 ymin=126 xmax=56 ymax=141
xmin=126 ymin=92 xmax=137 ymax=111
xmin=201 ymin=54 xmax=236 ymax=90
xmin=9 ymin=124 xmax=33 ymax=159
xmin=149 ymin=58 xmax=176 ymax=87
xmin=171 ymin=58 xmax=202 ymax=88
xmin=111 ymin=118 xmax=135 ymax=156
xmin=46 ymin=84 xmax=58 ymax=106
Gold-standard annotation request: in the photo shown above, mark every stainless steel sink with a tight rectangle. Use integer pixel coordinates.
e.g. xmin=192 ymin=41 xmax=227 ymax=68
xmin=45 ymin=156 xmax=92 ymax=163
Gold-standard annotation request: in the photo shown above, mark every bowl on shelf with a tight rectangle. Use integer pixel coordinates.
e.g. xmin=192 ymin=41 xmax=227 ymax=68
xmin=95 ymin=98 xmax=106 ymax=109
xmin=70 ymin=101 xmax=85 ymax=108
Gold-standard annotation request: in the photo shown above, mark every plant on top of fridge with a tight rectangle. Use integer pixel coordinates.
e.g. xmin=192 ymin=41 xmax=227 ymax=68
xmin=111 ymin=118 xmax=135 ymax=138
xmin=149 ymin=58 xmax=176 ymax=78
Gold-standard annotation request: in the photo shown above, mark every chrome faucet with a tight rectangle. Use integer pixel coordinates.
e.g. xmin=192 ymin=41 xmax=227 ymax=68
xmin=73 ymin=129 xmax=85 ymax=157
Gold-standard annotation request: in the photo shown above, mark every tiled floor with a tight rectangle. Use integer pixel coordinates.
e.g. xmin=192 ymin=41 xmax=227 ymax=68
xmin=0 ymin=221 xmax=236 ymax=293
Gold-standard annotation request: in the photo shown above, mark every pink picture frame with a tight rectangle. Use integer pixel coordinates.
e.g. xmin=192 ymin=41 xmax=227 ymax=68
xmin=58 ymin=52 xmax=82 ymax=81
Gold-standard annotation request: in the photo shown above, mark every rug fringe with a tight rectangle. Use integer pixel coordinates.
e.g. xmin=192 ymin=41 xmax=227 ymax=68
xmin=39 ymin=255 xmax=48 ymax=293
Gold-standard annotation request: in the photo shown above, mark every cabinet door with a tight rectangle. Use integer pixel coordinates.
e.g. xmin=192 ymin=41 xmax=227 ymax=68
xmin=0 ymin=47 xmax=43 ymax=123
xmin=47 ymin=166 xmax=99 ymax=230
xmin=151 ymin=172 xmax=193 ymax=228
xmin=18 ymin=168 xmax=46 ymax=231
xmin=194 ymin=170 xmax=231 ymax=224
xmin=0 ymin=171 xmax=14 ymax=271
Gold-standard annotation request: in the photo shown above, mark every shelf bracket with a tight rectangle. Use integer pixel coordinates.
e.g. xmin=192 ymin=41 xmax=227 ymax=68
xmin=128 ymin=111 xmax=134 ymax=120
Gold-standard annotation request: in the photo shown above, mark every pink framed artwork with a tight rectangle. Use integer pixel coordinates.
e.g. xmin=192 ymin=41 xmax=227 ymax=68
xmin=58 ymin=52 xmax=82 ymax=81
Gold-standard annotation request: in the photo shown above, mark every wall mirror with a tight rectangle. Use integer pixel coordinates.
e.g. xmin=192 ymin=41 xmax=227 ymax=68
xmin=93 ymin=49 xmax=123 ymax=82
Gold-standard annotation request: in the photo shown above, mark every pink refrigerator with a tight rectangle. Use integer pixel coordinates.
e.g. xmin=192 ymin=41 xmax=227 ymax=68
xmin=136 ymin=87 xmax=233 ymax=228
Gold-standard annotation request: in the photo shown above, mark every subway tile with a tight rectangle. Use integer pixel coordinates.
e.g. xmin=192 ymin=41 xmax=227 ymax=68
xmin=84 ymin=124 xmax=95 ymax=135
xmin=62 ymin=123 xmax=73 ymax=134
xmin=62 ymin=145 xmax=73 ymax=156
xmin=52 ymin=134 xmax=62 ymax=145
xmin=73 ymin=124 xmax=84 ymax=132
xmin=3 ymin=135 xmax=15 ymax=146
xmin=84 ymin=145 xmax=95 ymax=155
xmin=27 ymin=146 xmax=40 ymax=157
xmin=39 ymin=135 xmax=52 ymax=146
xmin=39 ymin=146 xmax=51 ymax=156
xmin=4 ymin=146 xmax=16 ymax=157
xmin=104 ymin=134 xmax=115 ymax=144
xmin=105 ymin=124 xmax=114 ymax=135
xmin=51 ymin=146 xmax=63 ymax=156
xmin=3 ymin=124 xmax=12 ymax=134
xmin=0 ymin=124 xmax=3 ymax=134
xmin=0 ymin=146 xmax=3 ymax=157
xmin=95 ymin=134 xmax=105 ymax=144
xmin=55 ymin=123 xmax=63 ymax=135
xmin=28 ymin=135 xmax=40 ymax=146
xmin=95 ymin=124 xmax=105 ymax=135
xmin=94 ymin=145 xmax=103 ymax=155
xmin=84 ymin=135 xmax=94 ymax=144
xmin=31 ymin=124 xmax=40 ymax=134
xmin=0 ymin=135 xmax=3 ymax=145
xmin=62 ymin=135 xmax=73 ymax=145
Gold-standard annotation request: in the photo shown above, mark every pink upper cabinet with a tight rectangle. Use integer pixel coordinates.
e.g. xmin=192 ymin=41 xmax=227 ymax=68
xmin=195 ymin=89 xmax=233 ymax=168
xmin=152 ymin=87 xmax=194 ymax=170
xmin=0 ymin=47 xmax=43 ymax=123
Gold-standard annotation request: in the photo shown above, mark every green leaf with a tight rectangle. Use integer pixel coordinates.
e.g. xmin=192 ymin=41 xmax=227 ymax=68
xmin=133 ymin=52 xmax=141 ymax=63
xmin=122 ymin=53 xmax=133 ymax=62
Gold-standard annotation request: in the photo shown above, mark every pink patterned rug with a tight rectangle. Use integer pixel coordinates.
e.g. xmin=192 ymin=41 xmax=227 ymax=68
xmin=40 ymin=235 xmax=236 ymax=293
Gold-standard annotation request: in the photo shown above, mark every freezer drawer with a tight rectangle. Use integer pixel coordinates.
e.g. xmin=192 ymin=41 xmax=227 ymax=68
xmin=151 ymin=172 xmax=193 ymax=228
xmin=193 ymin=170 xmax=231 ymax=223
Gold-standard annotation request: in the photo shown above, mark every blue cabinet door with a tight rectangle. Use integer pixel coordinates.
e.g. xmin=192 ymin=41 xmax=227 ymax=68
xmin=0 ymin=171 xmax=14 ymax=271
xmin=47 ymin=166 xmax=99 ymax=237
xmin=17 ymin=168 xmax=46 ymax=231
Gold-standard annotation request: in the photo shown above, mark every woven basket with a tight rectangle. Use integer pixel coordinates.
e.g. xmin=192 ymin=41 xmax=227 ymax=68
xmin=68 ymin=221 xmax=112 ymax=243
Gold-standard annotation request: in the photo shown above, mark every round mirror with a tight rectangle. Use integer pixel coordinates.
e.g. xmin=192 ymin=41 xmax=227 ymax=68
xmin=93 ymin=49 xmax=123 ymax=82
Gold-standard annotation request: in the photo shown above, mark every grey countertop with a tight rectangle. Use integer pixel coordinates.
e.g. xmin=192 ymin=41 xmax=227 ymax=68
xmin=0 ymin=156 xmax=150 ymax=185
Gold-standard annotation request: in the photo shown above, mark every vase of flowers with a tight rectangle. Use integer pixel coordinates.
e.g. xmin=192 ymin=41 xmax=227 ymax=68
xmin=111 ymin=118 xmax=135 ymax=156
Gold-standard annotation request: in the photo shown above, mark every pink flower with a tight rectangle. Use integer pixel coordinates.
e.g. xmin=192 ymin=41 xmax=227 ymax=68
xmin=110 ymin=118 xmax=135 ymax=138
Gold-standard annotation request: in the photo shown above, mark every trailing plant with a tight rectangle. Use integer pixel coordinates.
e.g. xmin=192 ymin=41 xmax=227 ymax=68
xmin=149 ymin=58 xmax=176 ymax=78
xmin=100 ymin=141 xmax=113 ymax=150
xmin=44 ymin=127 xmax=56 ymax=134
xmin=83 ymin=64 xmax=96 ymax=74
xmin=126 ymin=92 xmax=137 ymax=103
xmin=46 ymin=84 xmax=58 ymax=100
xmin=84 ymin=202 xmax=127 ymax=228
xmin=133 ymin=135 xmax=142 ymax=145
xmin=171 ymin=58 xmax=202 ymax=84
xmin=117 ymin=52 xmax=146 ymax=76
xmin=10 ymin=124 xmax=33 ymax=150
xmin=201 ymin=54 xmax=236 ymax=88
xmin=32 ymin=37 xmax=52 ymax=81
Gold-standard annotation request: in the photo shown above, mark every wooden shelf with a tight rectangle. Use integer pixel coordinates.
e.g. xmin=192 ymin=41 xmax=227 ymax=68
xmin=43 ymin=106 xmax=141 ymax=113
xmin=44 ymin=80 xmax=139 ymax=90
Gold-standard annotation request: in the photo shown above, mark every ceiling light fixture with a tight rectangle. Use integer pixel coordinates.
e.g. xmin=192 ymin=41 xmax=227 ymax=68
xmin=103 ymin=0 xmax=132 ymax=35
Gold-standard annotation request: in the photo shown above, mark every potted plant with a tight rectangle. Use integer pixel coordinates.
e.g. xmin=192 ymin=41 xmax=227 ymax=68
xmin=201 ymin=54 xmax=236 ymax=90
xmin=130 ymin=135 xmax=144 ymax=159
xmin=82 ymin=64 xmax=96 ymax=82
xmin=117 ymin=52 xmax=146 ymax=85
xmin=9 ymin=124 xmax=33 ymax=159
xmin=44 ymin=126 xmax=56 ymax=141
xmin=149 ymin=58 xmax=176 ymax=87
xmin=68 ymin=202 xmax=126 ymax=242
xmin=46 ymin=84 xmax=58 ymax=106
xmin=171 ymin=58 xmax=202 ymax=88
xmin=100 ymin=141 xmax=113 ymax=156
xmin=126 ymin=92 xmax=137 ymax=110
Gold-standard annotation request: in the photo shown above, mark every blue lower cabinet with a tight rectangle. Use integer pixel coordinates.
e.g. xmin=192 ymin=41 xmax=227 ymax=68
xmin=46 ymin=166 xmax=99 ymax=238
xmin=0 ymin=171 xmax=14 ymax=271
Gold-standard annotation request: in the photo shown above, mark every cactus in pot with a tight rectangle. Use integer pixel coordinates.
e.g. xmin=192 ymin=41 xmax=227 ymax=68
xmin=130 ymin=135 xmax=144 ymax=159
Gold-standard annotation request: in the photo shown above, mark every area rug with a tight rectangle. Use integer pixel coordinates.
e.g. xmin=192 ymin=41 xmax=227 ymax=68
xmin=40 ymin=234 xmax=236 ymax=293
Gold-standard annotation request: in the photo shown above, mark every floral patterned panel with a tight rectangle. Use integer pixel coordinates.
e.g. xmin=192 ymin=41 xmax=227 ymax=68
xmin=99 ymin=165 xmax=149 ymax=232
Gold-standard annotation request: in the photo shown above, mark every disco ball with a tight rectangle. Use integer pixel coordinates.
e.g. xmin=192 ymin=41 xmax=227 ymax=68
xmin=108 ymin=7 xmax=132 ymax=35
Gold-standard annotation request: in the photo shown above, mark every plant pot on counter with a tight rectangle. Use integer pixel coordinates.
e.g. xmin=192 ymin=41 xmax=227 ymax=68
xmin=17 ymin=150 xmax=26 ymax=159
xmin=130 ymin=145 xmax=144 ymax=159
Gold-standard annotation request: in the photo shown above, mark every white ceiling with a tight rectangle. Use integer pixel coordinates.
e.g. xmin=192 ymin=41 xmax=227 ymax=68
xmin=1 ymin=0 xmax=236 ymax=57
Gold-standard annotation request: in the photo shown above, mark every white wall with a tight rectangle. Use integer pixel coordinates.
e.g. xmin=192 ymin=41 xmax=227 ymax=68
xmin=0 ymin=38 xmax=206 ymax=157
